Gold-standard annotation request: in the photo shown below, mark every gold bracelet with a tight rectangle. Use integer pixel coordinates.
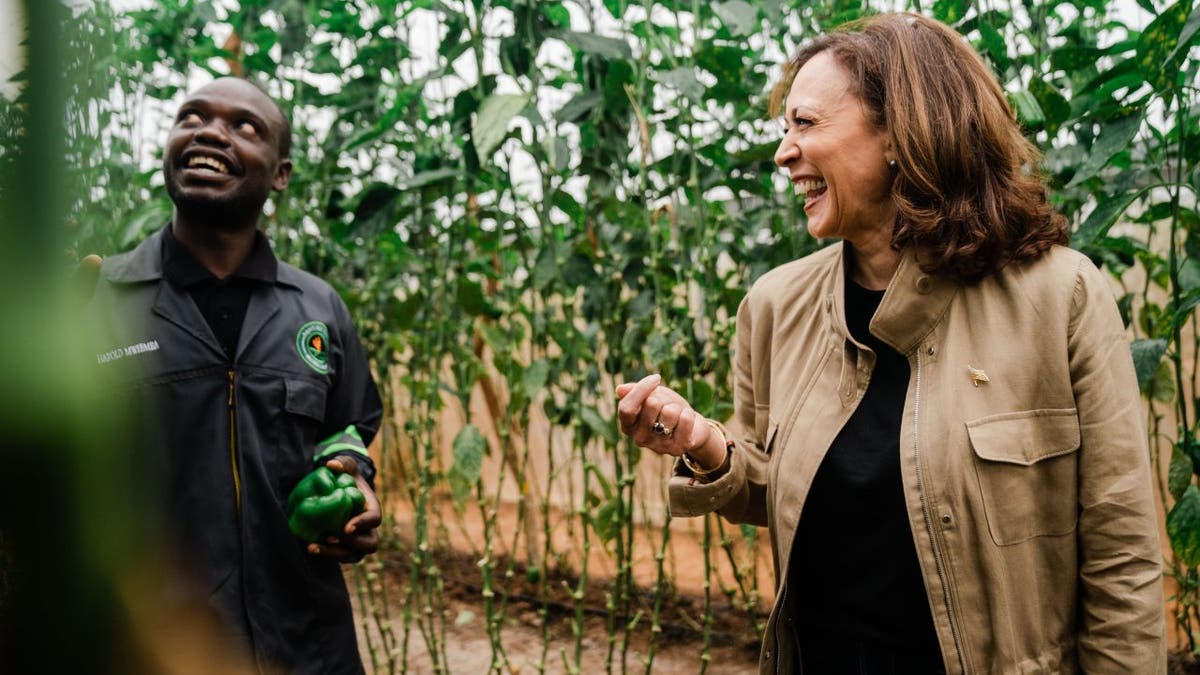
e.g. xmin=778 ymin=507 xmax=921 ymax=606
xmin=681 ymin=420 xmax=732 ymax=478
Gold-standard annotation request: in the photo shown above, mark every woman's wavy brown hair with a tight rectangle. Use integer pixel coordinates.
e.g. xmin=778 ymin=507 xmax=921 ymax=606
xmin=770 ymin=13 xmax=1067 ymax=284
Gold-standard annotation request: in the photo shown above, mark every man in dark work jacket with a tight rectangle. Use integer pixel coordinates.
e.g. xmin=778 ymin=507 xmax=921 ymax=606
xmin=86 ymin=77 xmax=383 ymax=674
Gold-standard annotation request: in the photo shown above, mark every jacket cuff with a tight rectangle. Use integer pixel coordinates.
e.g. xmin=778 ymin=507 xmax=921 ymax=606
xmin=314 ymin=424 xmax=370 ymax=461
xmin=317 ymin=451 xmax=377 ymax=488
xmin=667 ymin=441 xmax=745 ymax=517
xmin=313 ymin=425 xmax=375 ymax=487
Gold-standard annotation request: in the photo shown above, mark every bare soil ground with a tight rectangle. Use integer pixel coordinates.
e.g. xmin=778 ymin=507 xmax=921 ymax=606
xmin=350 ymin=495 xmax=767 ymax=674
xmin=352 ymin=542 xmax=762 ymax=674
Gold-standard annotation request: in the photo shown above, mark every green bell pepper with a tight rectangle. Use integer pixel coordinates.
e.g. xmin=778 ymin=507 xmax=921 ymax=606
xmin=286 ymin=467 xmax=366 ymax=543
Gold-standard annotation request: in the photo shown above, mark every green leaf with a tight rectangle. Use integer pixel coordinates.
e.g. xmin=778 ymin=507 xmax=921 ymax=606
xmin=933 ymin=0 xmax=968 ymax=25
xmin=1028 ymin=79 xmax=1070 ymax=132
xmin=1175 ymin=289 xmax=1200 ymax=327
xmin=647 ymin=332 xmax=671 ymax=366
xmin=532 ymin=245 xmax=558 ymax=290
xmin=1149 ymin=358 xmax=1177 ymax=404
xmin=1051 ymin=45 xmax=1104 ymax=73
xmin=627 ymin=289 xmax=655 ymax=320
xmin=602 ymin=0 xmax=623 ymax=18
xmin=1117 ymin=292 xmax=1135 ymax=328
xmin=522 ymin=358 xmax=551 ymax=396
xmin=555 ymin=90 xmax=603 ymax=123
xmin=655 ymin=66 xmax=705 ymax=102
xmin=1175 ymin=7 xmax=1200 ymax=60
xmin=1071 ymin=61 xmax=1144 ymax=119
xmin=1066 ymin=113 xmax=1142 ymax=188
xmin=540 ymin=1 xmax=570 ymax=28
xmin=480 ymin=323 xmax=508 ymax=354
xmin=456 ymin=277 xmax=501 ymax=319
xmin=592 ymin=497 xmax=621 ymax=543
xmin=1168 ymin=485 xmax=1200 ymax=567
xmin=602 ymin=60 xmax=635 ymax=112
xmin=119 ymin=202 xmax=171 ymax=250
xmin=543 ymin=134 xmax=570 ymax=173
xmin=472 ymin=93 xmax=529 ymax=159
xmin=450 ymin=425 xmax=486 ymax=506
xmin=585 ymin=464 xmax=615 ymax=501
xmin=452 ymin=425 xmax=486 ymax=482
xmin=1136 ymin=0 xmax=1191 ymax=92
xmin=976 ymin=20 xmax=1010 ymax=72
xmin=397 ymin=168 xmax=458 ymax=191
xmin=689 ymin=380 xmax=714 ymax=414
xmin=1179 ymin=259 xmax=1200 ymax=293
xmin=1130 ymin=338 xmax=1168 ymax=392
xmin=1070 ymin=190 xmax=1144 ymax=249
xmin=384 ymin=293 xmax=423 ymax=331
xmin=1009 ymin=90 xmax=1044 ymax=126
xmin=580 ymin=405 xmax=617 ymax=444
xmin=713 ymin=1 xmax=757 ymax=36
xmin=561 ymin=31 xmax=632 ymax=61
xmin=1170 ymin=445 xmax=1194 ymax=501
xmin=562 ymin=252 xmax=598 ymax=287
xmin=347 ymin=183 xmax=400 ymax=220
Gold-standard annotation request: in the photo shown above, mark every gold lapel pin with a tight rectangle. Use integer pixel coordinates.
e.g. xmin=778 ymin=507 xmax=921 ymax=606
xmin=968 ymin=365 xmax=990 ymax=387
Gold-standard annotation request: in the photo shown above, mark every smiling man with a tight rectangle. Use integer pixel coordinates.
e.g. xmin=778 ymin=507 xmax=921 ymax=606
xmin=87 ymin=77 xmax=383 ymax=674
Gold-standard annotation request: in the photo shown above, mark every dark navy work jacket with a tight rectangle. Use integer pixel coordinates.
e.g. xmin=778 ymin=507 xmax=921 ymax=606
xmin=88 ymin=227 xmax=382 ymax=674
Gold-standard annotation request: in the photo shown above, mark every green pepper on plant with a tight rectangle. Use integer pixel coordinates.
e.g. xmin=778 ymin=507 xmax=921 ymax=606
xmin=286 ymin=466 xmax=366 ymax=543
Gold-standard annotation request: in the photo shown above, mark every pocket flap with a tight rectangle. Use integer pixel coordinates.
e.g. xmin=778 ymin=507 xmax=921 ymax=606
xmin=966 ymin=408 xmax=1080 ymax=466
xmin=285 ymin=378 xmax=327 ymax=421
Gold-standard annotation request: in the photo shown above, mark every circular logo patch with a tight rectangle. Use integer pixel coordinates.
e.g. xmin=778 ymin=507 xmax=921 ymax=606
xmin=295 ymin=321 xmax=330 ymax=374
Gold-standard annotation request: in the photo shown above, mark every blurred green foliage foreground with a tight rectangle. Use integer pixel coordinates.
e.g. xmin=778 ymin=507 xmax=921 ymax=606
xmin=1 ymin=0 xmax=1198 ymax=672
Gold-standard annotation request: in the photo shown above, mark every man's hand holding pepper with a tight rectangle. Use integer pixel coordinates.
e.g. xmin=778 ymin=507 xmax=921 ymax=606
xmin=306 ymin=457 xmax=381 ymax=563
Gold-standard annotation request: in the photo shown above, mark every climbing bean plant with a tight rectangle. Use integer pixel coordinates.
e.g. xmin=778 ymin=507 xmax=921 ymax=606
xmin=30 ymin=0 xmax=1200 ymax=669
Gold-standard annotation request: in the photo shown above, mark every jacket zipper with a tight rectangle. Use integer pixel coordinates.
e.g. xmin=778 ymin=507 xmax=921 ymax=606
xmin=227 ymin=369 xmax=242 ymax=519
xmin=913 ymin=350 xmax=965 ymax=672
xmin=225 ymin=367 xmax=254 ymax=653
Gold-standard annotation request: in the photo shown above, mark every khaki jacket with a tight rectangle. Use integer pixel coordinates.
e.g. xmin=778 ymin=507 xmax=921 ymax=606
xmin=670 ymin=243 xmax=1165 ymax=674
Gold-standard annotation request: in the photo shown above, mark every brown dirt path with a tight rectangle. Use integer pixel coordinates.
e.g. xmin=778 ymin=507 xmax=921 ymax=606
xmin=349 ymin=494 xmax=768 ymax=674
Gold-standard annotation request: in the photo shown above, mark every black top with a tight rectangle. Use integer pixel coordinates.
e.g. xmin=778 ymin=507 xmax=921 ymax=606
xmin=162 ymin=224 xmax=277 ymax=359
xmin=787 ymin=279 xmax=942 ymax=664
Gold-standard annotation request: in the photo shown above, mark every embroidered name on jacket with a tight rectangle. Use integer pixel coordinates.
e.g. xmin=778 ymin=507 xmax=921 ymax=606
xmin=96 ymin=340 xmax=160 ymax=364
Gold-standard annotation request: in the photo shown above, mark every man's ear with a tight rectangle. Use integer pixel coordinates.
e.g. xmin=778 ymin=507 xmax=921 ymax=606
xmin=272 ymin=159 xmax=293 ymax=192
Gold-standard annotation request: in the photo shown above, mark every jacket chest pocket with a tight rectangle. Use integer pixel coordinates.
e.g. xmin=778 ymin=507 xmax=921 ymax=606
xmin=285 ymin=377 xmax=328 ymax=423
xmin=966 ymin=408 xmax=1080 ymax=546
xmin=278 ymin=378 xmax=329 ymax=492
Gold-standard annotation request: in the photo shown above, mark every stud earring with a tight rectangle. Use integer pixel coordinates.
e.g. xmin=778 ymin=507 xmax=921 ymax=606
xmin=887 ymin=159 xmax=897 ymax=169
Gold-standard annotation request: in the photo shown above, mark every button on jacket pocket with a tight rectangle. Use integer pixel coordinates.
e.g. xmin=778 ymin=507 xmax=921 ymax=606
xmin=966 ymin=408 xmax=1081 ymax=546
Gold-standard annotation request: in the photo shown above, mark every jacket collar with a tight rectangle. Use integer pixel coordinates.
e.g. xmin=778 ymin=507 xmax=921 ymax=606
xmin=104 ymin=224 xmax=299 ymax=290
xmin=102 ymin=226 xmax=168 ymax=284
xmin=830 ymin=242 xmax=959 ymax=356
xmin=102 ymin=225 xmax=298 ymax=361
xmin=162 ymin=224 xmax=278 ymax=287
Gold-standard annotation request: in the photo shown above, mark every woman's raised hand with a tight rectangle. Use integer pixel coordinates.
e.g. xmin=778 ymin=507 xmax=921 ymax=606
xmin=615 ymin=373 xmax=714 ymax=459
